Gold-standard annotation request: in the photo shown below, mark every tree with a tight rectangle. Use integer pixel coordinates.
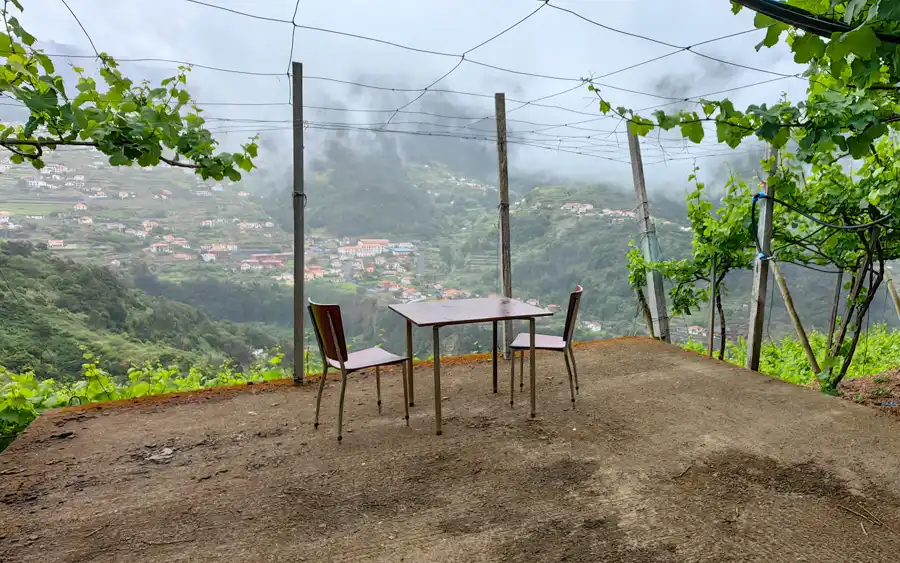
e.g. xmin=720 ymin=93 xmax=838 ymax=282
xmin=0 ymin=1 xmax=257 ymax=180
xmin=628 ymin=169 xmax=756 ymax=358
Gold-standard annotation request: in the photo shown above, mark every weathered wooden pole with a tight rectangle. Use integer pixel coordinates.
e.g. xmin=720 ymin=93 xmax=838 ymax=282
xmin=495 ymin=93 xmax=513 ymax=359
xmin=292 ymin=61 xmax=305 ymax=383
xmin=746 ymin=146 xmax=777 ymax=371
xmin=627 ymin=127 xmax=670 ymax=342
xmin=771 ymin=260 xmax=820 ymax=374
xmin=884 ymin=267 xmax=900 ymax=322
xmin=707 ymin=256 xmax=717 ymax=358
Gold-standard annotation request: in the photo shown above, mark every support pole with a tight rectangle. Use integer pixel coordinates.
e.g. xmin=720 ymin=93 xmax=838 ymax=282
xmin=495 ymin=93 xmax=513 ymax=358
xmin=771 ymin=260 xmax=820 ymax=374
xmin=707 ymin=256 xmax=717 ymax=358
xmin=884 ymin=267 xmax=900 ymax=322
xmin=746 ymin=146 xmax=777 ymax=371
xmin=292 ymin=62 xmax=305 ymax=383
xmin=627 ymin=128 xmax=670 ymax=342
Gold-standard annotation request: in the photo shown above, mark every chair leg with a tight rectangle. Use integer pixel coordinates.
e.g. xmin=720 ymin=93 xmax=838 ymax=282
xmin=509 ymin=349 xmax=515 ymax=407
xmin=337 ymin=369 xmax=348 ymax=442
xmin=314 ymin=366 xmax=329 ymax=429
xmin=519 ymin=350 xmax=524 ymax=391
xmin=401 ymin=363 xmax=410 ymax=425
xmin=564 ymin=349 xmax=575 ymax=405
xmin=569 ymin=346 xmax=579 ymax=393
xmin=375 ymin=366 xmax=382 ymax=415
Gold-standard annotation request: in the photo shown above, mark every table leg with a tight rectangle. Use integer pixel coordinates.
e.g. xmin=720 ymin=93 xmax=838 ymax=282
xmin=406 ymin=319 xmax=414 ymax=407
xmin=492 ymin=320 xmax=498 ymax=393
xmin=433 ymin=326 xmax=442 ymax=436
xmin=529 ymin=317 xmax=536 ymax=418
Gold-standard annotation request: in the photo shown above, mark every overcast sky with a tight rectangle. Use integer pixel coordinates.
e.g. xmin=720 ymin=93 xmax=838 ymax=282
xmin=18 ymin=0 xmax=809 ymax=193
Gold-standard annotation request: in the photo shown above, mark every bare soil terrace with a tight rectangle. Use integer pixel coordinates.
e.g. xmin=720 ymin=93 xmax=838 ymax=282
xmin=2 ymin=337 xmax=899 ymax=562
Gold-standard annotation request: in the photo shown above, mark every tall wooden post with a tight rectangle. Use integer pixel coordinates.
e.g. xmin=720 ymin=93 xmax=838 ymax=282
xmin=884 ymin=267 xmax=900 ymax=322
xmin=495 ymin=93 xmax=513 ymax=358
xmin=627 ymin=128 xmax=670 ymax=342
xmin=707 ymin=256 xmax=716 ymax=358
xmin=292 ymin=62 xmax=305 ymax=383
xmin=746 ymin=146 xmax=777 ymax=371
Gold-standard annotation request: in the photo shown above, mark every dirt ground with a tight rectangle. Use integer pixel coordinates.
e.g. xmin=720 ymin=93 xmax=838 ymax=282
xmin=2 ymin=337 xmax=900 ymax=562
xmin=840 ymin=368 xmax=900 ymax=418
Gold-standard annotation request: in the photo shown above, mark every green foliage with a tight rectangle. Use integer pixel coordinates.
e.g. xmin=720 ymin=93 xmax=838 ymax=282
xmin=0 ymin=352 xmax=292 ymax=441
xmin=0 ymin=2 xmax=256 ymax=180
xmin=592 ymin=1 xmax=900 ymax=163
xmin=683 ymin=323 xmax=900 ymax=386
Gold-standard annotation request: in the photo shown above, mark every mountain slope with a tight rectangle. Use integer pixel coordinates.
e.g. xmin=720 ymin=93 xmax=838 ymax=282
xmin=0 ymin=241 xmax=288 ymax=380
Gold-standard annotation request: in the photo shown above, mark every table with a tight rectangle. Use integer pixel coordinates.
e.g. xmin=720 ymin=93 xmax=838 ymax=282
xmin=389 ymin=297 xmax=553 ymax=435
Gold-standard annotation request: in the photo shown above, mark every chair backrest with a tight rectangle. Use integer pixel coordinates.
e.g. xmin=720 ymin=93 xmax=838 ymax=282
xmin=562 ymin=285 xmax=584 ymax=343
xmin=308 ymin=300 xmax=349 ymax=363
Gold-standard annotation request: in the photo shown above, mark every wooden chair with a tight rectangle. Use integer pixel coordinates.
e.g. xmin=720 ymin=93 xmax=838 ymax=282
xmin=509 ymin=285 xmax=583 ymax=404
xmin=308 ymin=300 xmax=410 ymax=441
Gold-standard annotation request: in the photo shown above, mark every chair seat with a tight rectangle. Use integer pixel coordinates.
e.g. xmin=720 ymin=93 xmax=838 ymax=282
xmin=327 ymin=347 xmax=408 ymax=371
xmin=509 ymin=333 xmax=567 ymax=350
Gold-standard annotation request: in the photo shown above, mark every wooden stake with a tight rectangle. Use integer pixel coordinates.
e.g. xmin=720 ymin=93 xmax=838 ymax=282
xmin=746 ymin=146 xmax=777 ymax=371
xmin=707 ymin=256 xmax=716 ymax=358
xmin=627 ymin=128 xmax=670 ymax=342
xmin=884 ymin=267 xmax=900 ymax=322
xmin=495 ymin=93 xmax=513 ymax=359
xmin=771 ymin=260 xmax=820 ymax=374
xmin=291 ymin=62 xmax=305 ymax=383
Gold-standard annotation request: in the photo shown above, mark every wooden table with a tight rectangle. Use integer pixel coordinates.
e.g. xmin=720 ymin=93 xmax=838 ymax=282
xmin=389 ymin=297 xmax=553 ymax=435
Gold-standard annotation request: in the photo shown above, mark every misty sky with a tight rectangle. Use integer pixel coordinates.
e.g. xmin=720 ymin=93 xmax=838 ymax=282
xmin=18 ymin=0 xmax=808 ymax=193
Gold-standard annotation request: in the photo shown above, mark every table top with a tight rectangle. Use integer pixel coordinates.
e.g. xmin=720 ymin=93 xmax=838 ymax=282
xmin=389 ymin=297 xmax=553 ymax=327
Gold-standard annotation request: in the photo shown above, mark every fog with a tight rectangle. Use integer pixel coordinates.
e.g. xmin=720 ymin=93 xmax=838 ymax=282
xmin=18 ymin=0 xmax=808 ymax=193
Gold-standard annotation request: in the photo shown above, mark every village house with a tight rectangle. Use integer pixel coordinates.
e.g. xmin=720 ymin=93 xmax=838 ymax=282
xmin=374 ymin=256 xmax=387 ymax=266
xmin=118 ymin=191 xmax=130 ymax=199
xmin=200 ymin=252 xmax=217 ymax=262
xmin=583 ymin=321 xmax=603 ymax=333
xmin=525 ymin=298 xmax=540 ymax=307
xmin=687 ymin=325 xmax=707 ymax=337
xmin=201 ymin=242 xmax=238 ymax=252
xmin=212 ymin=184 xmax=225 ymax=193
xmin=47 ymin=240 xmax=65 ymax=249
xmin=89 ymin=192 xmax=107 ymax=199
xmin=560 ymin=202 xmax=595 ymax=214
xmin=78 ymin=216 xmax=93 ymax=225
xmin=200 ymin=220 xmax=215 ymax=227
xmin=142 ymin=220 xmax=159 ymax=230
xmin=264 ymin=221 xmax=275 ymax=228
xmin=240 ymin=260 xmax=264 ymax=272
xmin=164 ymin=234 xmax=175 ymax=242
xmin=72 ymin=174 xmax=85 ymax=181
xmin=124 ymin=229 xmax=148 ymax=239
xmin=195 ymin=190 xmax=212 ymax=197
xmin=238 ymin=191 xmax=250 ymax=197
xmin=172 ymin=253 xmax=194 ymax=261
xmin=150 ymin=243 xmax=170 ymax=254
xmin=161 ymin=189 xmax=172 ymax=197
xmin=73 ymin=203 xmax=87 ymax=211
xmin=25 ymin=215 xmax=44 ymax=220
xmin=172 ymin=238 xmax=189 ymax=248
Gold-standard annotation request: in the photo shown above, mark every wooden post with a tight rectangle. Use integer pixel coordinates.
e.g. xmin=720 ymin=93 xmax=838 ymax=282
xmin=746 ymin=146 xmax=777 ymax=371
xmin=495 ymin=93 xmax=513 ymax=359
xmin=707 ymin=256 xmax=716 ymax=358
xmin=884 ymin=267 xmax=900 ymax=322
xmin=771 ymin=260 xmax=820 ymax=374
xmin=627 ymin=128 xmax=670 ymax=342
xmin=291 ymin=62 xmax=305 ymax=383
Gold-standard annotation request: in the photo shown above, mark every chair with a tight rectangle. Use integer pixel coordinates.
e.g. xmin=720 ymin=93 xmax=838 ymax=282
xmin=509 ymin=285 xmax=583 ymax=404
xmin=308 ymin=300 xmax=410 ymax=441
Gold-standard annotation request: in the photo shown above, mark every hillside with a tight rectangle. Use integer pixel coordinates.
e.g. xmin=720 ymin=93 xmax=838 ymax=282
xmin=0 ymin=242 xmax=288 ymax=381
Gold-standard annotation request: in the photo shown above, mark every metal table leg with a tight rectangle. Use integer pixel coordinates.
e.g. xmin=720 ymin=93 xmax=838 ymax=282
xmin=433 ymin=326 xmax=442 ymax=435
xmin=529 ymin=317 xmax=536 ymax=418
xmin=406 ymin=319 xmax=414 ymax=407
xmin=492 ymin=320 xmax=498 ymax=393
